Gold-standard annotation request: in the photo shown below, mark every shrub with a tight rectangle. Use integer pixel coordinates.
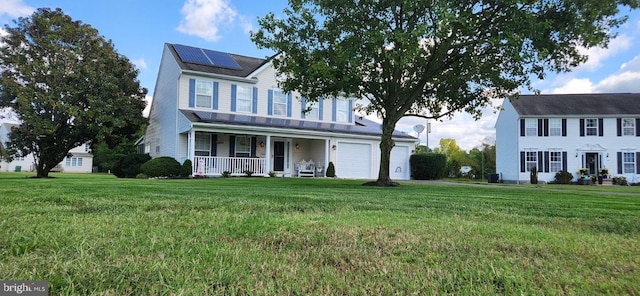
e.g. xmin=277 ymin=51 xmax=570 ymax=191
xmin=180 ymin=159 xmax=193 ymax=178
xmin=140 ymin=157 xmax=181 ymax=178
xmin=553 ymin=170 xmax=574 ymax=184
xmin=410 ymin=153 xmax=446 ymax=180
xmin=222 ymin=171 xmax=231 ymax=178
xmin=136 ymin=173 xmax=148 ymax=179
xmin=112 ymin=153 xmax=151 ymax=178
xmin=613 ymin=176 xmax=628 ymax=186
xmin=326 ymin=161 xmax=336 ymax=177
xmin=244 ymin=170 xmax=254 ymax=177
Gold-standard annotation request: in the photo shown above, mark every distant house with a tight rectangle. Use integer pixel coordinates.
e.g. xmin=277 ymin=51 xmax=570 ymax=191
xmin=495 ymin=93 xmax=640 ymax=183
xmin=143 ymin=43 xmax=417 ymax=179
xmin=0 ymin=122 xmax=94 ymax=173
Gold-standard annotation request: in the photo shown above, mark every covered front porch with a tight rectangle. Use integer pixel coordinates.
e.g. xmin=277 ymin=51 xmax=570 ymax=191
xmin=182 ymin=130 xmax=329 ymax=177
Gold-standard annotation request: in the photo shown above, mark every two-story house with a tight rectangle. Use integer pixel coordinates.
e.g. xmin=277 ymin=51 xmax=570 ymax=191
xmin=144 ymin=43 xmax=417 ymax=179
xmin=0 ymin=122 xmax=94 ymax=173
xmin=496 ymin=93 xmax=640 ymax=183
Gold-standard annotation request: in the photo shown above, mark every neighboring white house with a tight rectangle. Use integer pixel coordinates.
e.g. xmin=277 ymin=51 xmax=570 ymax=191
xmin=0 ymin=122 xmax=94 ymax=173
xmin=496 ymin=93 xmax=640 ymax=183
xmin=144 ymin=43 xmax=418 ymax=179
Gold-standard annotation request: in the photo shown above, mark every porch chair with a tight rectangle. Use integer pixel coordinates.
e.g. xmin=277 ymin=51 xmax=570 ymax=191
xmin=298 ymin=159 xmax=315 ymax=177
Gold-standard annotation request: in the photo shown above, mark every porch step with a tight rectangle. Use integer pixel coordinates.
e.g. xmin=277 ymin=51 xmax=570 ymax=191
xmin=600 ymin=179 xmax=613 ymax=186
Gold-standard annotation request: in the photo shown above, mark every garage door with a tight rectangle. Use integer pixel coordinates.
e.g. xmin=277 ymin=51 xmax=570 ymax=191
xmin=390 ymin=146 xmax=410 ymax=180
xmin=336 ymin=142 xmax=372 ymax=179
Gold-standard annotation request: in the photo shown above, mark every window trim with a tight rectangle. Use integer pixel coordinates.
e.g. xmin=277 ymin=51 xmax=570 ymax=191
xmin=585 ymin=118 xmax=599 ymax=136
xmin=194 ymin=133 xmax=212 ymax=156
xmin=525 ymin=118 xmax=537 ymax=136
xmin=272 ymin=90 xmax=288 ymax=117
xmin=235 ymin=85 xmax=253 ymax=114
xmin=234 ymin=136 xmax=251 ymax=157
xmin=549 ymin=119 xmax=562 ymax=137
xmin=623 ymin=152 xmax=636 ymax=174
xmin=622 ymin=118 xmax=636 ymax=136
xmin=195 ymin=80 xmax=213 ymax=108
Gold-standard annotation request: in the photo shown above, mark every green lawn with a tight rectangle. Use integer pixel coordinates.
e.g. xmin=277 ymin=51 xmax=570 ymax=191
xmin=1 ymin=173 xmax=638 ymax=295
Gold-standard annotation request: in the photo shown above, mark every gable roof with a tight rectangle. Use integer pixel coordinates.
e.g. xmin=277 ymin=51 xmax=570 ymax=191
xmin=509 ymin=93 xmax=640 ymax=116
xmin=167 ymin=43 xmax=269 ymax=78
xmin=180 ymin=110 xmax=415 ymax=140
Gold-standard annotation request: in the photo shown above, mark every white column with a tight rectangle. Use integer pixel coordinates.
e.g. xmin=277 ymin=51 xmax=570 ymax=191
xmin=325 ymin=138 xmax=330 ymax=174
xmin=188 ymin=129 xmax=196 ymax=160
xmin=264 ymin=135 xmax=271 ymax=176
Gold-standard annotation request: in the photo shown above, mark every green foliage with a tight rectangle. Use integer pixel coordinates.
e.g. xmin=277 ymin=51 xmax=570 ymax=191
xmin=112 ymin=153 xmax=150 ymax=178
xmin=135 ymin=173 xmax=148 ymax=179
xmin=252 ymin=0 xmax=637 ymax=185
xmin=410 ymin=153 xmax=446 ymax=180
xmin=433 ymin=139 xmax=466 ymax=177
xmin=0 ymin=8 xmax=147 ymax=178
xmin=244 ymin=170 xmax=254 ymax=177
xmin=613 ymin=176 xmax=628 ymax=186
xmin=222 ymin=171 xmax=232 ymax=178
xmin=140 ymin=157 xmax=181 ymax=178
xmin=553 ymin=171 xmax=574 ymax=184
xmin=326 ymin=161 xmax=336 ymax=177
xmin=180 ymin=159 xmax=193 ymax=178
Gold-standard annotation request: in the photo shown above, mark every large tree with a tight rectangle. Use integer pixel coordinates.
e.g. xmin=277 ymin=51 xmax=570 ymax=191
xmin=0 ymin=8 xmax=146 ymax=177
xmin=252 ymin=0 xmax=638 ymax=186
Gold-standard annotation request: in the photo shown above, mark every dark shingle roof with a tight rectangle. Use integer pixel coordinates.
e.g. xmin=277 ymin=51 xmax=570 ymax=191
xmin=180 ymin=110 xmax=415 ymax=140
xmin=167 ymin=43 xmax=269 ymax=77
xmin=510 ymin=93 xmax=640 ymax=116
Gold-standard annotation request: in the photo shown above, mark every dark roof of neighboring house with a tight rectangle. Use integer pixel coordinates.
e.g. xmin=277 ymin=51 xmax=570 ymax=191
xmin=180 ymin=110 xmax=415 ymax=140
xmin=167 ymin=43 xmax=269 ymax=78
xmin=509 ymin=93 xmax=640 ymax=116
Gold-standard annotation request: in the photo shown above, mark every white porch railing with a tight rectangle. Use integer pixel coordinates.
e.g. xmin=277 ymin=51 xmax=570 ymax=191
xmin=193 ymin=156 xmax=266 ymax=176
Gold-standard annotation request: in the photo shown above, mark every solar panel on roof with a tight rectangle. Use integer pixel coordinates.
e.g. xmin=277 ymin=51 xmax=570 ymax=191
xmin=173 ymin=44 xmax=211 ymax=65
xmin=203 ymin=49 xmax=243 ymax=70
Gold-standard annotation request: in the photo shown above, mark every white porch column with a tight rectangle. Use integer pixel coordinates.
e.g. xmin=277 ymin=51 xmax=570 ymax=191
xmin=325 ymin=139 xmax=330 ymax=173
xmin=188 ymin=129 xmax=196 ymax=160
xmin=264 ymin=134 xmax=271 ymax=176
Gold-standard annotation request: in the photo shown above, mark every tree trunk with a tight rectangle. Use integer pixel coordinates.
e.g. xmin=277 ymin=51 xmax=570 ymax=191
xmin=370 ymin=118 xmax=400 ymax=187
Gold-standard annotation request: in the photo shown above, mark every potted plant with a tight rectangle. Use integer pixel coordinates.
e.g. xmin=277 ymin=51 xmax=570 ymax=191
xmin=597 ymin=168 xmax=608 ymax=184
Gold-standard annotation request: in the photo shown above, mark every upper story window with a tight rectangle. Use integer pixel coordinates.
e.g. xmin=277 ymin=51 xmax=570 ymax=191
xmin=336 ymin=99 xmax=349 ymax=123
xmin=549 ymin=119 xmax=562 ymax=136
xmin=307 ymin=101 xmax=319 ymax=120
xmin=622 ymin=118 xmax=636 ymax=136
xmin=273 ymin=90 xmax=288 ymax=116
xmin=13 ymin=156 xmax=25 ymax=162
xmin=236 ymin=85 xmax=252 ymax=113
xmin=525 ymin=118 xmax=537 ymax=136
xmin=585 ymin=118 xmax=598 ymax=136
xmin=196 ymin=81 xmax=213 ymax=108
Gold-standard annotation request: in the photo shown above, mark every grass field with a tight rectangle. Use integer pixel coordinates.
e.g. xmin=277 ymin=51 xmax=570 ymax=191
xmin=1 ymin=173 xmax=639 ymax=295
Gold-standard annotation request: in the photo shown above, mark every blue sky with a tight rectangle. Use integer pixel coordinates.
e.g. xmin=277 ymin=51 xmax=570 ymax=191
xmin=2 ymin=0 xmax=640 ymax=150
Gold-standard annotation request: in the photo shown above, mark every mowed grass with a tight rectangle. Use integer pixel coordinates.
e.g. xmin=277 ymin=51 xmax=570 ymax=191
xmin=0 ymin=173 xmax=639 ymax=295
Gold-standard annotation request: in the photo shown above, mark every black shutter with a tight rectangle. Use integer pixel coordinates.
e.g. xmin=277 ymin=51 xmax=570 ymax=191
xmin=636 ymin=152 xmax=640 ymax=174
xmin=544 ymin=151 xmax=550 ymax=172
xmin=211 ymin=134 xmax=217 ymax=156
xmin=617 ymin=118 xmax=622 ymax=136
xmin=562 ymin=152 xmax=568 ymax=171
xmin=520 ymin=119 xmax=525 ymax=137
xmin=561 ymin=119 xmax=567 ymax=136
xmin=520 ymin=152 xmax=525 ymax=172
xmin=617 ymin=152 xmax=623 ymax=174
xmin=598 ymin=118 xmax=604 ymax=137
xmin=251 ymin=137 xmax=257 ymax=157
xmin=636 ymin=119 xmax=640 ymax=136
xmin=229 ymin=136 xmax=235 ymax=157
xmin=579 ymin=119 xmax=585 ymax=136
xmin=537 ymin=151 xmax=543 ymax=172
xmin=543 ymin=119 xmax=549 ymax=137
xmin=537 ymin=119 xmax=543 ymax=137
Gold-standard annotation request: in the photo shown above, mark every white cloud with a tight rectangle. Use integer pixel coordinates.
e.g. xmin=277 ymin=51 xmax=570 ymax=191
xmin=550 ymin=78 xmax=594 ymax=94
xmin=176 ymin=0 xmax=237 ymax=42
xmin=577 ymin=34 xmax=632 ymax=71
xmin=131 ymin=58 xmax=147 ymax=70
xmin=239 ymin=15 xmax=254 ymax=35
xmin=594 ymin=71 xmax=640 ymax=93
xmin=0 ymin=0 xmax=34 ymax=18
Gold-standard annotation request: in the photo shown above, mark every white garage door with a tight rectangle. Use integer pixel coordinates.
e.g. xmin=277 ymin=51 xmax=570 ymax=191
xmin=390 ymin=146 xmax=410 ymax=180
xmin=336 ymin=142 xmax=372 ymax=179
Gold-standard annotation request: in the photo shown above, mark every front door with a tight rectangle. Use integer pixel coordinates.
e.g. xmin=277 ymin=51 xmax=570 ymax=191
xmin=586 ymin=152 xmax=599 ymax=175
xmin=274 ymin=141 xmax=285 ymax=171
